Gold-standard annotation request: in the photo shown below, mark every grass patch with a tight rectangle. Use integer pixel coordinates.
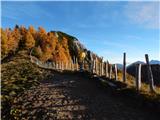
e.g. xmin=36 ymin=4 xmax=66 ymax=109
xmin=1 ymin=50 xmax=49 ymax=119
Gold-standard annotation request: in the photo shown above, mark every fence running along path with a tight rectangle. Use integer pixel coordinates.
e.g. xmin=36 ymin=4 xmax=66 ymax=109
xmin=30 ymin=52 xmax=157 ymax=93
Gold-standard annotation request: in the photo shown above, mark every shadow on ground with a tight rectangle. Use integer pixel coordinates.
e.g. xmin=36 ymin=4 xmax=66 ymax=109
xmin=11 ymin=71 xmax=159 ymax=120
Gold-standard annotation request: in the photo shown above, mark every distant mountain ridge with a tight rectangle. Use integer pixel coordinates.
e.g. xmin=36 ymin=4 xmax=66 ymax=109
xmin=116 ymin=64 xmax=123 ymax=70
xmin=127 ymin=60 xmax=160 ymax=86
xmin=150 ymin=60 xmax=160 ymax=64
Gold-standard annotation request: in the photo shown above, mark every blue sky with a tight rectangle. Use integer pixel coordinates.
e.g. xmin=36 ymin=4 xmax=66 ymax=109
xmin=1 ymin=1 xmax=160 ymax=64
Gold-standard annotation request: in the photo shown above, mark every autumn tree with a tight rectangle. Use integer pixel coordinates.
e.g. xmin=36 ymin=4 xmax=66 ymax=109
xmin=12 ymin=26 xmax=22 ymax=50
xmin=6 ymin=28 xmax=20 ymax=54
xmin=19 ymin=26 xmax=27 ymax=49
xmin=1 ymin=25 xmax=77 ymax=63
xmin=61 ymin=36 xmax=72 ymax=61
xmin=28 ymin=25 xmax=36 ymax=36
xmin=32 ymin=46 xmax=42 ymax=58
xmin=25 ymin=31 xmax=35 ymax=49
xmin=1 ymin=28 xmax=8 ymax=58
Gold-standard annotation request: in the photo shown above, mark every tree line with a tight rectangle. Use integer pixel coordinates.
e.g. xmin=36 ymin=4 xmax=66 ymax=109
xmin=1 ymin=25 xmax=72 ymax=62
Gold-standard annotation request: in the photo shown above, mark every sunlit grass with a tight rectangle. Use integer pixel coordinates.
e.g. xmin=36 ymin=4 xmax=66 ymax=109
xmin=116 ymin=70 xmax=160 ymax=99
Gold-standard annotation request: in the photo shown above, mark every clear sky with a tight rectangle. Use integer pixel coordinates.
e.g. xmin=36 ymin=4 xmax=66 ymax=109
xmin=1 ymin=1 xmax=160 ymax=64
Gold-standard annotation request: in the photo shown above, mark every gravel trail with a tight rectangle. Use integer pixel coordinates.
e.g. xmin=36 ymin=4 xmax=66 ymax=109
xmin=12 ymin=72 xmax=159 ymax=120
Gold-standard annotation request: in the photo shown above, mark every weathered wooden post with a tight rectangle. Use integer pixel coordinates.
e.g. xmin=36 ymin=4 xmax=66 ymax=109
xmin=57 ymin=61 xmax=58 ymax=69
xmin=66 ymin=62 xmax=67 ymax=70
xmin=91 ymin=60 xmax=94 ymax=74
xmin=68 ymin=61 xmax=70 ymax=70
xmin=47 ymin=62 xmax=50 ymax=68
xmin=66 ymin=62 xmax=68 ymax=70
xmin=51 ymin=62 xmax=53 ymax=69
xmin=105 ymin=61 xmax=109 ymax=78
xmin=135 ymin=64 xmax=141 ymax=91
xmin=52 ymin=62 xmax=54 ymax=69
xmin=114 ymin=64 xmax=118 ymax=80
xmin=101 ymin=62 xmax=104 ymax=76
xmin=95 ymin=58 xmax=97 ymax=74
xmin=101 ymin=57 xmax=103 ymax=76
xmin=55 ymin=61 xmax=57 ymax=69
xmin=61 ymin=61 xmax=64 ymax=71
xmin=99 ymin=62 xmax=101 ymax=76
xmin=123 ymin=52 xmax=126 ymax=82
xmin=65 ymin=62 xmax=66 ymax=70
xmin=104 ymin=62 xmax=106 ymax=77
xmin=63 ymin=62 xmax=66 ymax=70
xmin=93 ymin=60 xmax=95 ymax=74
xmin=58 ymin=61 xmax=61 ymax=70
xmin=70 ymin=61 xmax=72 ymax=70
xmin=109 ymin=64 xmax=112 ymax=79
xmin=73 ymin=61 xmax=75 ymax=71
xmin=70 ymin=61 xmax=71 ymax=71
xmin=76 ymin=58 xmax=78 ymax=71
xmin=71 ymin=61 xmax=74 ymax=71
xmin=58 ymin=61 xmax=60 ymax=70
xmin=73 ymin=56 xmax=75 ymax=71
xmin=145 ymin=54 xmax=155 ymax=93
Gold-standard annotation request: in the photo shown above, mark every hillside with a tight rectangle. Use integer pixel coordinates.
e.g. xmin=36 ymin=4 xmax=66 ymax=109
xmin=1 ymin=25 xmax=160 ymax=119
xmin=1 ymin=25 xmax=100 ymax=65
xmin=1 ymin=50 xmax=51 ymax=119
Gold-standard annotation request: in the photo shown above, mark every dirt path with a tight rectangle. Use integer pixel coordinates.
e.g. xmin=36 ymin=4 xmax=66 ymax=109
xmin=12 ymin=72 xmax=159 ymax=120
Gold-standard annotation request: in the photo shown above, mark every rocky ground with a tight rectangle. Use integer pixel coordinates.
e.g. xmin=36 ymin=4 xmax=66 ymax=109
xmin=11 ymin=72 xmax=159 ymax=120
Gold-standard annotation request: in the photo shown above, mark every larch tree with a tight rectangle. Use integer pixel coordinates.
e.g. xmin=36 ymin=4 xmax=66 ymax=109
xmin=19 ymin=26 xmax=27 ymax=49
xmin=25 ymin=31 xmax=35 ymax=49
xmin=32 ymin=46 xmax=43 ymax=59
xmin=61 ymin=37 xmax=72 ymax=62
xmin=1 ymin=28 xmax=8 ymax=58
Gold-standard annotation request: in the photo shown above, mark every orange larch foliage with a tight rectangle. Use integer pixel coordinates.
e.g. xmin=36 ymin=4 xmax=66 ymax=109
xmin=25 ymin=31 xmax=35 ymax=49
xmin=1 ymin=28 xmax=8 ymax=57
xmin=1 ymin=25 xmax=74 ymax=63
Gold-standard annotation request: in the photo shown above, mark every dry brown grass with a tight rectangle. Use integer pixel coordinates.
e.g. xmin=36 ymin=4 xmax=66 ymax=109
xmin=1 ymin=50 xmax=50 ymax=119
xmin=116 ymin=70 xmax=160 ymax=99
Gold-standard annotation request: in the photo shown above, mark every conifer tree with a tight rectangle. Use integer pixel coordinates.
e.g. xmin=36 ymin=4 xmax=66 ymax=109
xmin=25 ymin=31 xmax=35 ymax=49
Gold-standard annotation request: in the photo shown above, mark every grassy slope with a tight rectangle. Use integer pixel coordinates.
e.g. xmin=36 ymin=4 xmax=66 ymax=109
xmin=1 ymin=50 xmax=160 ymax=119
xmin=100 ymin=70 xmax=160 ymax=109
xmin=1 ymin=50 xmax=51 ymax=119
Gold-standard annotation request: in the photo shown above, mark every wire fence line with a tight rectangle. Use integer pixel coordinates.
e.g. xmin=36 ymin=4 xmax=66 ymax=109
xmin=30 ymin=51 xmax=157 ymax=93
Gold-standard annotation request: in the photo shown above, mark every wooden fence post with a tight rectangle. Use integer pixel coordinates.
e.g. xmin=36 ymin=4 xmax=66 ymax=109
xmin=145 ymin=54 xmax=155 ymax=93
xmin=95 ymin=59 xmax=97 ymax=74
xmin=93 ymin=60 xmax=95 ymax=74
xmin=57 ymin=61 xmax=59 ymax=69
xmin=70 ymin=61 xmax=72 ymax=70
xmin=92 ymin=60 xmax=94 ymax=73
xmin=101 ymin=62 xmax=104 ymax=76
xmin=76 ymin=58 xmax=78 ymax=71
xmin=99 ymin=62 xmax=101 ymax=76
xmin=114 ymin=64 xmax=118 ymax=80
xmin=59 ymin=61 xmax=62 ymax=70
xmin=51 ymin=62 xmax=53 ymax=69
xmin=109 ymin=64 xmax=112 ymax=79
xmin=61 ymin=61 xmax=64 ymax=71
xmin=123 ymin=52 xmax=126 ymax=82
xmin=105 ymin=61 xmax=109 ymax=78
xmin=135 ymin=64 xmax=141 ymax=91
xmin=67 ymin=61 xmax=69 ymax=70
xmin=63 ymin=62 xmax=66 ymax=70
xmin=56 ymin=61 xmax=58 ymax=69
xmin=71 ymin=61 xmax=74 ymax=71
